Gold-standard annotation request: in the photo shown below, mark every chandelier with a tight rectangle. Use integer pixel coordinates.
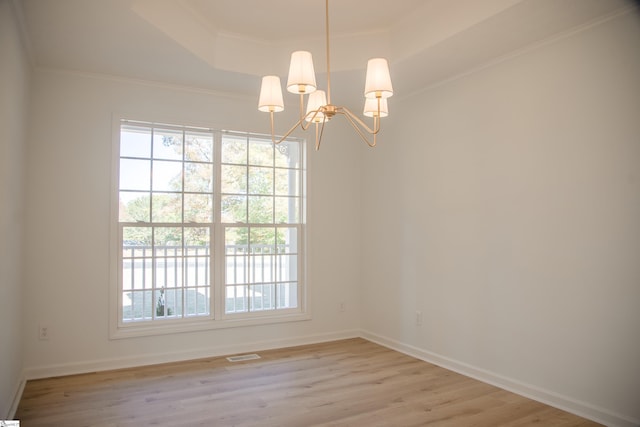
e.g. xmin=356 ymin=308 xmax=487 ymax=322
xmin=258 ymin=0 xmax=393 ymax=150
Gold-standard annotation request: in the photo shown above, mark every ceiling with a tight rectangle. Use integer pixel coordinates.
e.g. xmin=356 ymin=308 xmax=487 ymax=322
xmin=18 ymin=0 xmax=635 ymax=109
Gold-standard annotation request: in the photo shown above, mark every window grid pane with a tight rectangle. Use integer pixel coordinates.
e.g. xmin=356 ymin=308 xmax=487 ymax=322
xmin=120 ymin=225 xmax=213 ymax=322
xmin=119 ymin=122 xmax=215 ymax=324
xmin=221 ymin=132 xmax=302 ymax=315
xmin=224 ymin=225 xmax=300 ymax=315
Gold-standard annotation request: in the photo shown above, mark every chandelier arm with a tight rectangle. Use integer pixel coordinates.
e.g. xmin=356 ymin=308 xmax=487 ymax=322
xmin=301 ymin=108 xmax=326 ymax=132
xmin=300 ymin=118 xmax=313 ymax=132
xmin=316 ymin=123 xmax=321 ymax=151
xmin=269 ymin=109 xmax=325 ymax=144
xmin=340 ymin=110 xmax=377 ymax=147
xmin=316 ymin=120 xmax=327 ymax=151
xmin=269 ymin=112 xmax=306 ymax=145
xmin=340 ymin=106 xmax=381 ymax=135
xmin=316 ymin=116 xmax=327 ymax=150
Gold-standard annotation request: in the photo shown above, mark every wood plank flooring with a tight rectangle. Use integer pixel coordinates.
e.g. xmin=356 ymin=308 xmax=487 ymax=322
xmin=16 ymin=338 xmax=601 ymax=426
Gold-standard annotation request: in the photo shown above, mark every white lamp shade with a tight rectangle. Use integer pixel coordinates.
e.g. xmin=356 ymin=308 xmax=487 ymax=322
xmin=287 ymin=51 xmax=317 ymax=94
xmin=363 ymin=97 xmax=388 ymax=118
xmin=305 ymin=90 xmax=327 ymax=123
xmin=258 ymin=75 xmax=284 ymax=113
xmin=364 ymin=58 xmax=393 ymax=99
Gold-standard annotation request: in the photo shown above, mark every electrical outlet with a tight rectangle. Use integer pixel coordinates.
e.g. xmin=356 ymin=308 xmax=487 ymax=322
xmin=339 ymin=302 xmax=346 ymax=312
xmin=39 ymin=324 xmax=49 ymax=340
xmin=415 ymin=311 xmax=422 ymax=326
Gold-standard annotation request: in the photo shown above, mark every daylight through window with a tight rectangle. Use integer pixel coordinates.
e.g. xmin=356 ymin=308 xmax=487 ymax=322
xmin=115 ymin=120 xmax=305 ymax=334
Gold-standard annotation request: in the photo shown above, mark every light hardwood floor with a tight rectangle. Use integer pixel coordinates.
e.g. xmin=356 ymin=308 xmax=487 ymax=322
xmin=16 ymin=338 xmax=601 ymax=426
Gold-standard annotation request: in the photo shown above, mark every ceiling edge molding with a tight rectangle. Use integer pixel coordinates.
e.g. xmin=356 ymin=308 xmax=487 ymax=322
xmin=133 ymin=0 xmax=392 ymax=77
xmin=131 ymin=0 xmax=219 ymax=69
xmin=397 ymin=2 xmax=638 ymax=102
xmin=33 ymin=65 xmax=256 ymax=101
xmin=389 ymin=0 xmax=525 ymax=63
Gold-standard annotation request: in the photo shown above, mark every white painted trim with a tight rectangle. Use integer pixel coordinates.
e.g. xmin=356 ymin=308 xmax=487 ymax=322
xmin=360 ymin=330 xmax=640 ymax=427
xmin=6 ymin=374 xmax=26 ymax=419
xmin=23 ymin=329 xmax=359 ymax=381
xmin=111 ymin=312 xmax=313 ymax=340
xmin=108 ymin=116 xmax=310 ymax=339
xmin=35 ymin=66 xmax=253 ymax=102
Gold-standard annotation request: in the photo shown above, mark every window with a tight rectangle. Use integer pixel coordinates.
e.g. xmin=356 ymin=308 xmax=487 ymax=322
xmin=112 ymin=119 xmax=306 ymax=337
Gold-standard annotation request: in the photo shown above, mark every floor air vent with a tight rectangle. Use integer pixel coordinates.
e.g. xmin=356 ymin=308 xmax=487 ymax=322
xmin=226 ymin=353 xmax=261 ymax=362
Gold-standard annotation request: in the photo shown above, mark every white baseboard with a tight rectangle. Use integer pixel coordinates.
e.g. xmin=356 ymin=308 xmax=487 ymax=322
xmin=360 ymin=330 xmax=639 ymax=427
xmin=6 ymin=374 xmax=25 ymax=420
xmin=23 ymin=329 xmax=360 ymax=381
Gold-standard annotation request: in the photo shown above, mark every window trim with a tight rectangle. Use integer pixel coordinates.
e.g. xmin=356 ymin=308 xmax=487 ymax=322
xmin=109 ymin=115 xmax=309 ymax=340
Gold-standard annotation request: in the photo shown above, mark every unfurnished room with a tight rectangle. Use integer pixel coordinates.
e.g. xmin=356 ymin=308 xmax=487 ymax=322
xmin=1 ymin=0 xmax=639 ymax=426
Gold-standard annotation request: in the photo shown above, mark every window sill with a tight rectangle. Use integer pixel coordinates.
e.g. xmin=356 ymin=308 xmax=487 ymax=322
xmin=109 ymin=311 xmax=312 ymax=340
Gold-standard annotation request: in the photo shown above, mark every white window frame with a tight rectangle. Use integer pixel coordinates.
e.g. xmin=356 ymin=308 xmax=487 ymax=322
xmin=109 ymin=116 xmax=308 ymax=339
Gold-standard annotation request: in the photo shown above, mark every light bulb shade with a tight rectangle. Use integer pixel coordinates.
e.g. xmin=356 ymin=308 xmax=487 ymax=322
xmin=305 ymin=90 xmax=327 ymax=123
xmin=363 ymin=97 xmax=389 ymax=118
xmin=258 ymin=75 xmax=284 ymax=113
xmin=364 ymin=58 xmax=393 ymax=99
xmin=287 ymin=51 xmax=317 ymax=94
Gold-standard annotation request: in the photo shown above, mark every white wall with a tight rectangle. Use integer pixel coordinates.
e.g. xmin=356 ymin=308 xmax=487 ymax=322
xmin=361 ymin=9 xmax=640 ymax=427
xmin=0 ymin=0 xmax=30 ymax=418
xmin=22 ymin=69 xmax=362 ymax=376
xmin=16 ymin=3 xmax=640 ymax=426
